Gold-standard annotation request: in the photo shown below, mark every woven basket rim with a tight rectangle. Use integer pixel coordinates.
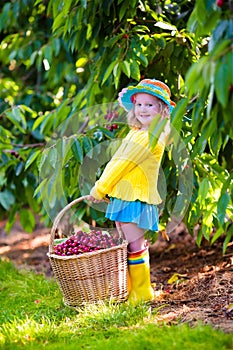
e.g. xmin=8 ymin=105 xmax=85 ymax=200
xmin=48 ymin=239 xmax=128 ymax=260
xmin=49 ymin=196 xmax=125 ymax=254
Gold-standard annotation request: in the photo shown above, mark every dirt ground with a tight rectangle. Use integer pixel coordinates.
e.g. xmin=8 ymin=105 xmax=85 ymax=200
xmin=0 ymin=218 xmax=232 ymax=334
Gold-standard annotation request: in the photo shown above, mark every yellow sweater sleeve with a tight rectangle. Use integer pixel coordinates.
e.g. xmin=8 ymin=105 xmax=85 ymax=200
xmin=90 ymin=130 xmax=161 ymax=200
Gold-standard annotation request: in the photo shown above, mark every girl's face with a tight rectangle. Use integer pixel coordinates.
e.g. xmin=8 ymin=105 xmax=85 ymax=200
xmin=134 ymin=93 xmax=168 ymax=130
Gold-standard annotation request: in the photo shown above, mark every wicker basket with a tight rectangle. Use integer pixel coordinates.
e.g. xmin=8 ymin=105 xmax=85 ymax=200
xmin=47 ymin=196 xmax=128 ymax=307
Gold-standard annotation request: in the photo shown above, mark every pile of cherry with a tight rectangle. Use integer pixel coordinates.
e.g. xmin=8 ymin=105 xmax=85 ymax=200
xmin=53 ymin=229 xmax=123 ymax=256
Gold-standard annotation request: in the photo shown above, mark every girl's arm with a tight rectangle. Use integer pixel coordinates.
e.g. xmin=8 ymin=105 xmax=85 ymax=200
xmin=90 ymin=133 xmax=164 ymax=199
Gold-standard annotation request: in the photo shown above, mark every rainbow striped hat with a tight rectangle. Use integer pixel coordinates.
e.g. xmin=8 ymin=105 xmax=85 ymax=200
xmin=118 ymin=79 xmax=176 ymax=113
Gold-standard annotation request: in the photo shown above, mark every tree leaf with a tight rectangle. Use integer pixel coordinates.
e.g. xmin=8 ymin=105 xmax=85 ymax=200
xmin=154 ymin=21 xmax=177 ymax=31
xmin=214 ymin=58 xmax=231 ymax=108
xmin=52 ymin=11 xmax=65 ymax=33
xmin=113 ymin=63 xmax=121 ymax=89
xmin=48 ymin=147 xmax=58 ymax=169
xmin=211 ymin=38 xmax=231 ymax=57
xmin=223 ymin=224 xmax=233 ymax=254
xmin=217 ymin=192 xmax=230 ymax=226
xmin=5 ymin=206 xmax=17 ymax=233
xmin=209 ymin=20 xmax=229 ymax=52
xmin=149 ymin=118 xmax=167 ymax=151
xmin=25 ymin=150 xmax=42 ymax=170
xmin=129 ymin=60 xmax=140 ymax=80
xmin=104 ymin=33 xmax=122 ymax=48
xmin=192 ymin=116 xmax=218 ymax=158
xmin=0 ymin=190 xmax=15 ymax=210
xmin=15 ymin=162 xmax=24 ymax=176
xmin=136 ymin=51 xmax=148 ymax=67
xmin=211 ymin=226 xmax=225 ymax=245
xmin=83 ymin=136 xmax=93 ymax=156
xmin=71 ymin=138 xmax=83 ymax=164
xmin=33 ymin=178 xmax=48 ymax=198
xmin=5 ymin=107 xmax=27 ymax=133
xmin=195 ymin=0 xmax=206 ymax=25
xmin=171 ymin=98 xmax=187 ymax=133
xmin=121 ymin=60 xmax=131 ymax=78
xmin=168 ymin=273 xmax=188 ymax=284
xmin=119 ymin=1 xmax=129 ymax=21
xmin=198 ymin=178 xmax=209 ymax=203
xmin=102 ymin=61 xmax=117 ymax=85
xmin=19 ymin=208 xmax=36 ymax=233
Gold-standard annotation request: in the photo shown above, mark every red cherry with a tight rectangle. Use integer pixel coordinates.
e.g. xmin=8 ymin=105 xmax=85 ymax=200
xmin=216 ymin=0 xmax=224 ymax=6
xmin=54 ymin=229 xmax=121 ymax=256
xmin=123 ymin=34 xmax=129 ymax=39
xmin=230 ymin=85 xmax=233 ymax=93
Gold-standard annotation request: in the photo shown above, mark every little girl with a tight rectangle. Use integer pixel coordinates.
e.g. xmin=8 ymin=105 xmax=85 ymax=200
xmin=89 ymin=79 xmax=175 ymax=303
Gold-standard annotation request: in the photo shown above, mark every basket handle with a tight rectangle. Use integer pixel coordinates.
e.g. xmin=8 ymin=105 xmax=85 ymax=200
xmin=49 ymin=195 xmax=113 ymax=253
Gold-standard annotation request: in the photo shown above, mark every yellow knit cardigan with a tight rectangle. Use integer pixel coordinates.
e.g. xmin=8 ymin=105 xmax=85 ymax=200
xmin=90 ymin=128 xmax=166 ymax=205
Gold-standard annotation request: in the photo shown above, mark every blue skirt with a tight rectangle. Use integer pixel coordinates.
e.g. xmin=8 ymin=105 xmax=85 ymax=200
xmin=105 ymin=198 xmax=159 ymax=231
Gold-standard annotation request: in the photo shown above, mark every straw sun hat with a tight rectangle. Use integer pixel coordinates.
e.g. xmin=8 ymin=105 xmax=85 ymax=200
xmin=118 ymin=79 xmax=176 ymax=113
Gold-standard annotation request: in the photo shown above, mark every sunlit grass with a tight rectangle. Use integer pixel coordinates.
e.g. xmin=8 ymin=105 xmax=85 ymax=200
xmin=0 ymin=259 xmax=232 ymax=350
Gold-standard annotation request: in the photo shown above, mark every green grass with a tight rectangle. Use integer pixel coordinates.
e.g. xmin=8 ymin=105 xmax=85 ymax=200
xmin=0 ymin=259 xmax=232 ymax=350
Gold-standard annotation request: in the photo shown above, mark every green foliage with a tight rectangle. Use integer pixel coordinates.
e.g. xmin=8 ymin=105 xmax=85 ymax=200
xmin=177 ymin=0 xmax=233 ymax=251
xmin=0 ymin=0 xmax=232 ymax=251
xmin=1 ymin=260 xmax=233 ymax=350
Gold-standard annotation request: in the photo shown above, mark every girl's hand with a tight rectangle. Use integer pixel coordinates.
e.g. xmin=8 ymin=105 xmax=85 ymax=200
xmin=87 ymin=195 xmax=110 ymax=204
xmin=160 ymin=119 xmax=172 ymax=145
xmin=164 ymin=119 xmax=171 ymax=136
